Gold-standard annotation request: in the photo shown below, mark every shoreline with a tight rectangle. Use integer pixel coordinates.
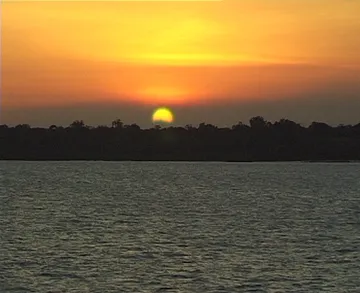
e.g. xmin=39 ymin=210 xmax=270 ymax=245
xmin=1 ymin=159 xmax=359 ymax=163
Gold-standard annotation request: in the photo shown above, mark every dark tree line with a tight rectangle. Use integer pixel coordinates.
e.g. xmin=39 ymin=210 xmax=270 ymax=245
xmin=1 ymin=116 xmax=360 ymax=161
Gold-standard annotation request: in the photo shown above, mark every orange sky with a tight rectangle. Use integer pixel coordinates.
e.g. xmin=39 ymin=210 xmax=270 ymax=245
xmin=2 ymin=0 xmax=360 ymax=125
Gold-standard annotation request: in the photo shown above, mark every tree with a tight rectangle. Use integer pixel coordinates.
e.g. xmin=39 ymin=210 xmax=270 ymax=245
xmin=15 ymin=124 xmax=31 ymax=129
xmin=249 ymin=116 xmax=267 ymax=129
xmin=111 ymin=119 xmax=123 ymax=129
xmin=309 ymin=122 xmax=332 ymax=136
xmin=2 ymin=117 xmax=360 ymax=161
xmin=125 ymin=123 xmax=141 ymax=131
xmin=185 ymin=124 xmax=195 ymax=131
xmin=232 ymin=121 xmax=248 ymax=130
xmin=96 ymin=125 xmax=109 ymax=130
xmin=70 ymin=120 xmax=85 ymax=128
xmin=198 ymin=123 xmax=217 ymax=131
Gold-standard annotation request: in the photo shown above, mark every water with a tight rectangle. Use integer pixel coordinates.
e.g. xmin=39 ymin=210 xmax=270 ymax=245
xmin=1 ymin=161 xmax=359 ymax=292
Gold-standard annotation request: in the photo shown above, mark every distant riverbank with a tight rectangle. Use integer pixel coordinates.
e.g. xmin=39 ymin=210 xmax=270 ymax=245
xmin=1 ymin=117 xmax=360 ymax=161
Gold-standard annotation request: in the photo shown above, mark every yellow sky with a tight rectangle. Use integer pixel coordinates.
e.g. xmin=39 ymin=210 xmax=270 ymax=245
xmin=2 ymin=0 xmax=360 ymax=109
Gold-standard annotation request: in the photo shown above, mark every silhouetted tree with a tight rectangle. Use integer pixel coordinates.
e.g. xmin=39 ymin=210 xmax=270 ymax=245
xmin=232 ymin=121 xmax=248 ymax=130
xmin=70 ymin=120 xmax=86 ymax=128
xmin=1 ymin=117 xmax=360 ymax=161
xmin=249 ymin=116 xmax=268 ymax=129
xmin=15 ymin=124 xmax=31 ymax=129
xmin=111 ymin=119 xmax=123 ymax=129
xmin=198 ymin=123 xmax=217 ymax=131
xmin=127 ymin=123 xmax=140 ymax=130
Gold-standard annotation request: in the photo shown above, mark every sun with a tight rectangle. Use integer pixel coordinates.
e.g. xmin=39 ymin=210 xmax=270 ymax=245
xmin=152 ymin=107 xmax=174 ymax=124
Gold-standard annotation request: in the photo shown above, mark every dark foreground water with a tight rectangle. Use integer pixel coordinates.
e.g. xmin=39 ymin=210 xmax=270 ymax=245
xmin=1 ymin=161 xmax=359 ymax=293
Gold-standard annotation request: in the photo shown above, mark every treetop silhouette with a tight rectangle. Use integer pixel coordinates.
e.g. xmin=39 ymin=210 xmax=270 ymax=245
xmin=1 ymin=116 xmax=359 ymax=161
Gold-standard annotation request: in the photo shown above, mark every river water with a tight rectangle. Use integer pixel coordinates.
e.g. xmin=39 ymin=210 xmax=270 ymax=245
xmin=1 ymin=161 xmax=359 ymax=292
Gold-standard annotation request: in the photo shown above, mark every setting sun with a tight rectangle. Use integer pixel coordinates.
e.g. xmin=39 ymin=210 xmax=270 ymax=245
xmin=152 ymin=107 xmax=174 ymax=124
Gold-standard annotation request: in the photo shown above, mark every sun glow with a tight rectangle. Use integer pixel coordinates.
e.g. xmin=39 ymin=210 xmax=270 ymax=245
xmin=3 ymin=1 xmax=360 ymax=113
xmin=152 ymin=107 xmax=174 ymax=124
xmin=138 ymin=87 xmax=188 ymax=105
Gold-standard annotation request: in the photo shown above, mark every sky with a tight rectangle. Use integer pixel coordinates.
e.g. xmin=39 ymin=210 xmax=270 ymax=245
xmin=2 ymin=0 xmax=360 ymax=127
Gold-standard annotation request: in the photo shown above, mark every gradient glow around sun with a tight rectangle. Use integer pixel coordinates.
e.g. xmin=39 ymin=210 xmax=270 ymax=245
xmin=152 ymin=107 xmax=174 ymax=124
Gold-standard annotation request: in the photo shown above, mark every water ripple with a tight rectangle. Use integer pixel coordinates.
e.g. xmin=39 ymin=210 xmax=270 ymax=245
xmin=1 ymin=161 xmax=360 ymax=292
